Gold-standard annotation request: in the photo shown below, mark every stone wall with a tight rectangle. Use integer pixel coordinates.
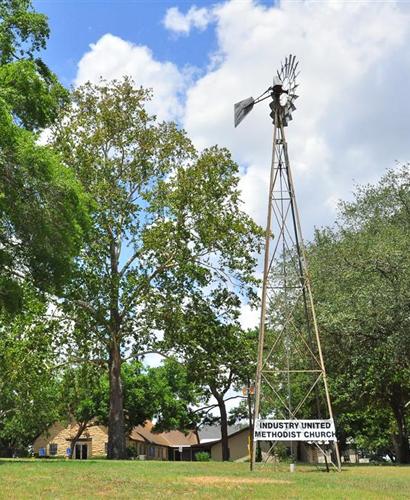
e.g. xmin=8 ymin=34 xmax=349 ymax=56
xmin=33 ymin=423 xmax=109 ymax=458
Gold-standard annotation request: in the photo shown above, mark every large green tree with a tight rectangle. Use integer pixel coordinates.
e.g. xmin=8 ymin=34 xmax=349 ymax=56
xmin=308 ymin=165 xmax=410 ymax=462
xmin=143 ymin=358 xmax=204 ymax=433
xmin=0 ymin=287 xmax=60 ymax=455
xmin=163 ymin=290 xmax=257 ymax=461
xmin=58 ymin=362 xmax=107 ymax=458
xmin=57 ymin=358 xmax=204 ymax=458
xmin=0 ymin=0 xmax=89 ymax=313
xmin=51 ymin=79 xmax=261 ymax=459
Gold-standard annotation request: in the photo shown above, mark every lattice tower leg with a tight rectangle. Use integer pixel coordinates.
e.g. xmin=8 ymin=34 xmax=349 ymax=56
xmin=251 ymin=114 xmax=341 ymax=472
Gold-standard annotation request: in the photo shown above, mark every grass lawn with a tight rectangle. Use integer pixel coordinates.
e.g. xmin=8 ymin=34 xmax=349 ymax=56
xmin=0 ymin=460 xmax=409 ymax=499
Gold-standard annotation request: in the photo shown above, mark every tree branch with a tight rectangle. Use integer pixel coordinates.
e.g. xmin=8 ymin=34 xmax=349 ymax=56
xmin=192 ymin=395 xmax=244 ymax=415
xmin=50 ymin=357 xmax=107 ymax=370
xmin=69 ymin=299 xmax=110 ymax=329
xmin=120 ymin=250 xmax=177 ymax=318
xmin=119 ymin=248 xmax=141 ymax=278
xmin=124 ymin=350 xmax=177 ymax=362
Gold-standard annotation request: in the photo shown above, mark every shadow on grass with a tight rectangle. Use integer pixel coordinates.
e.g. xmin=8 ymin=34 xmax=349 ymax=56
xmin=255 ymin=464 xmax=341 ymax=474
xmin=0 ymin=458 xmax=109 ymax=465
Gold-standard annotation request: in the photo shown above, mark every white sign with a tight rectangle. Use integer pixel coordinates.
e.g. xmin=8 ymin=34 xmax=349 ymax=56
xmin=254 ymin=419 xmax=337 ymax=442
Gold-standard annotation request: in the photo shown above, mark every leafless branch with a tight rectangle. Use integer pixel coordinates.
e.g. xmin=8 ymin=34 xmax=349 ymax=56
xmin=124 ymin=350 xmax=177 ymax=362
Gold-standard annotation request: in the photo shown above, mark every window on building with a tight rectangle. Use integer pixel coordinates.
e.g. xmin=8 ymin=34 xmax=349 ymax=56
xmin=49 ymin=443 xmax=58 ymax=456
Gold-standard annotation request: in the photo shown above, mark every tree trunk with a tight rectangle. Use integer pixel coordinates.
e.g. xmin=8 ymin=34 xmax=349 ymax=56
xmin=107 ymin=341 xmax=126 ymax=459
xmin=390 ymin=386 xmax=410 ymax=464
xmin=391 ymin=407 xmax=410 ymax=463
xmin=216 ymin=395 xmax=230 ymax=461
xmin=69 ymin=421 xmax=88 ymax=459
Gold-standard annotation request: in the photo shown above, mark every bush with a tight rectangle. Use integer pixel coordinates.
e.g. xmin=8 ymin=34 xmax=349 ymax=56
xmin=126 ymin=446 xmax=138 ymax=459
xmin=195 ymin=451 xmax=210 ymax=462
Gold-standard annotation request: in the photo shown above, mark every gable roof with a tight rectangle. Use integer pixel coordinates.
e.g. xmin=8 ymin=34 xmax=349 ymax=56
xmin=129 ymin=421 xmax=199 ymax=447
xmin=204 ymin=426 xmax=250 ymax=449
xmin=198 ymin=424 xmax=246 ymax=443
xmin=158 ymin=429 xmax=198 ymax=447
xmin=34 ymin=420 xmax=199 ymax=449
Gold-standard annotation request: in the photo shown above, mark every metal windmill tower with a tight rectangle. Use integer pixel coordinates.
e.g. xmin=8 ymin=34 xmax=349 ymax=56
xmin=235 ymin=56 xmax=341 ymax=471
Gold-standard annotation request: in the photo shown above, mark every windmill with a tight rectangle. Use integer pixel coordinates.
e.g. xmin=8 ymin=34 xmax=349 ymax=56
xmin=235 ymin=56 xmax=341 ymax=471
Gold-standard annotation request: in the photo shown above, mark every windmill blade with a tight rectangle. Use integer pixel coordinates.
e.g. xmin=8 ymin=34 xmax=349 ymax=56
xmin=234 ymin=97 xmax=255 ymax=127
xmin=287 ymin=102 xmax=297 ymax=113
xmin=290 ymin=54 xmax=297 ymax=74
xmin=278 ymin=65 xmax=286 ymax=82
xmin=283 ymin=58 xmax=289 ymax=76
xmin=282 ymin=56 xmax=289 ymax=77
xmin=285 ymin=56 xmax=294 ymax=79
xmin=287 ymin=55 xmax=293 ymax=75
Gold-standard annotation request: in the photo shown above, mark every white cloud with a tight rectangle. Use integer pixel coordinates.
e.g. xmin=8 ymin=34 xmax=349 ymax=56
xmin=239 ymin=303 xmax=259 ymax=330
xmin=183 ymin=0 xmax=410 ymax=233
xmin=163 ymin=5 xmax=214 ymax=35
xmin=75 ymin=33 xmax=187 ymax=122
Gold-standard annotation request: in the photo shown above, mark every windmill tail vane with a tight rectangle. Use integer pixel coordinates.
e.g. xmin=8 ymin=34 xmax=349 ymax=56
xmin=234 ymin=55 xmax=342 ymax=473
xmin=234 ymin=54 xmax=300 ymax=128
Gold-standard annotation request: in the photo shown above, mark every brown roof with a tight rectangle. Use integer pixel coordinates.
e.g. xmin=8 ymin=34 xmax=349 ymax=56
xmin=159 ymin=429 xmax=198 ymax=446
xmin=129 ymin=421 xmax=199 ymax=447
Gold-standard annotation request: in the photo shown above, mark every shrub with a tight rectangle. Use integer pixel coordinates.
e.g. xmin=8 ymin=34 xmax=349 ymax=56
xmin=195 ymin=451 xmax=210 ymax=462
xmin=126 ymin=446 xmax=138 ymax=459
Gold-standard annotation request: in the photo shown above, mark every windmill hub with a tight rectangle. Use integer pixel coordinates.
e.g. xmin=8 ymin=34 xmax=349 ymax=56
xmin=272 ymin=79 xmax=285 ymax=95
xmin=234 ymin=54 xmax=299 ymax=128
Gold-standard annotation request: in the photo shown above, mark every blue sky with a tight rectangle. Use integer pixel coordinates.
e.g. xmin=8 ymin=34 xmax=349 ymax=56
xmin=33 ymin=1 xmax=213 ymax=84
xmin=34 ymin=0 xmax=270 ymax=86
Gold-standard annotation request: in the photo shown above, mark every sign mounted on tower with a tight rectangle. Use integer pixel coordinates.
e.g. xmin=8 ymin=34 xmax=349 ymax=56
xmin=254 ymin=419 xmax=337 ymax=442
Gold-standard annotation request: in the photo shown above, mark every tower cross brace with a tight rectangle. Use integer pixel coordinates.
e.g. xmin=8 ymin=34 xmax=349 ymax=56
xmin=233 ymin=61 xmax=342 ymax=470
xmin=251 ymin=105 xmax=341 ymax=470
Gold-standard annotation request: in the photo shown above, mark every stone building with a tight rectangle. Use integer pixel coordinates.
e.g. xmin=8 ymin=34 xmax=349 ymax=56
xmin=33 ymin=420 xmax=199 ymax=460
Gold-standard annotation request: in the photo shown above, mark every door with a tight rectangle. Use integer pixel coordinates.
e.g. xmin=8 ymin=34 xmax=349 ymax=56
xmin=75 ymin=443 xmax=88 ymax=459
